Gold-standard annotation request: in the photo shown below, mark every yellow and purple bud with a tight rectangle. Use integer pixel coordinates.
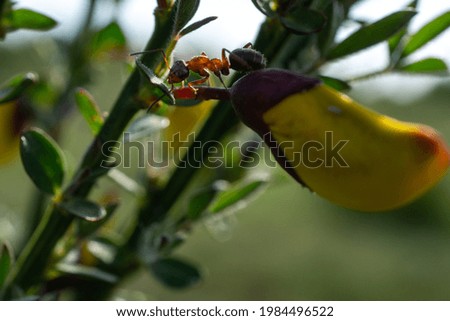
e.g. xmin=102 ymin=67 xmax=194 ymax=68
xmin=230 ymin=69 xmax=449 ymax=212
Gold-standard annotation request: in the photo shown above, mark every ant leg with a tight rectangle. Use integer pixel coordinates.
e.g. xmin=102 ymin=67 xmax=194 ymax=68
xmin=215 ymin=73 xmax=228 ymax=89
xmin=187 ymin=76 xmax=209 ymax=94
xmin=221 ymin=48 xmax=230 ymax=74
xmin=243 ymin=42 xmax=253 ymax=48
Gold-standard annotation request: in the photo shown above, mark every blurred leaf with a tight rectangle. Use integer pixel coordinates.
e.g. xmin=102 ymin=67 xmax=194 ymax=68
xmin=208 ymin=177 xmax=268 ymax=213
xmin=135 ymin=58 xmax=175 ymax=105
xmin=387 ymin=0 xmax=419 ymax=56
xmin=90 ymin=21 xmax=126 ymax=58
xmin=125 ymin=113 xmax=169 ymax=141
xmin=327 ymin=10 xmax=417 ymax=60
xmin=77 ymin=199 xmax=119 ymax=237
xmin=178 ymin=16 xmax=217 ymax=38
xmin=318 ymin=0 xmax=345 ymax=54
xmin=56 ymin=263 xmax=118 ymax=283
xmin=320 ymin=75 xmax=351 ymax=91
xmin=401 ymin=11 xmax=450 ymax=58
xmin=0 ymin=72 xmax=38 ymax=104
xmin=84 ymin=238 xmax=118 ymax=265
xmin=399 ymin=57 xmax=448 ymax=73
xmin=150 ymin=258 xmax=201 ymax=288
xmin=280 ymin=7 xmax=327 ymax=35
xmin=251 ymin=0 xmax=276 ymax=17
xmin=0 ymin=242 xmax=13 ymax=288
xmin=8 ymin=9 xmax=57 ymax=31
xmin=75 ymin=88 xmax=104 ymax=135
xmin=59 ymin=198 xmax=107 ymax=222
xmin=173 ymin=0 xmax=200 ymax=34
xmin=187 ymin=181 xmax=229 ymax=221
xmin=26 ymin=80 xmax=59 ymax=110
xmin=20 ymin=128 xmax=65 ymax=195
xmin=107 ymin=169 xmax=145 ymax=196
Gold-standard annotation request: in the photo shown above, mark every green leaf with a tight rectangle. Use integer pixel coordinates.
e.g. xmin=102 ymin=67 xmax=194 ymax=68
xmin=327 ymin=10 xmax=417 ymax=60
xmin=90 ymin=21 xmax=126 ymax=57
xmin=56 ymin=263 xmax=118 ymax=283
xmin=58 ymin=198 xmax=107 ymax=222
xmin=318 ymin=0 xmax=345 ymax=54
xmin=75 ymin=88 xmax=104 ymax=135
xmin=187 ymin=181 xmax=229 ymax=221
xmin=135 ymin=58 xmax=175 ymax=105
xmin=77 ymin=200 xmax=119 ymax=237
xmin=0 ymin=242 xmax=14 ymax=288
xmin=9 ymin=9 xmax=57 ymax=31
xmin=150 ymin=258 xmax=201 ymax=288
xmin=387 ymin=0 xmax=419 ymax=55
xmin=0 ymin=72 xmax=38 ymax=104
xmin=173 ymin=0 xmax=200 ymax=34
xmin=178 ymin=16 xmax=217 ymax=38
xmin=208 ymin=177 xmax=268 ymax=213
xmin=20 ymin=128 xmax=65 ymax=194
xmin=401 ymin=11 xmax=450 ymax=58
xmin=125 ymin=114 xmax=169 ymax=141
xmin=320 ymin=75 xmax=351 ymax=91
xmin=399 ymin=57 xmax=448 ymax=73
xmin=251 ymin=0 xmax=276 ymax=17
xmin=280 ymin=7 xmax=327 ymax=35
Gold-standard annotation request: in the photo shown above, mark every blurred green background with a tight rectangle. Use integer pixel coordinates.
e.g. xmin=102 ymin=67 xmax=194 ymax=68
xmin=1 ymin=0 xmax=449 ymax=300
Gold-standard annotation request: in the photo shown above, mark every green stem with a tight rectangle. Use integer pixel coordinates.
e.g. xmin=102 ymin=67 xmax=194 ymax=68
xmin=4 ymin=4 xmax=177 ymax=296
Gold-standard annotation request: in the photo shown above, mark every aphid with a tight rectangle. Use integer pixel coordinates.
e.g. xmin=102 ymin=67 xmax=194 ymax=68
xmin=132 ymin=43 xmax=266 ymax=107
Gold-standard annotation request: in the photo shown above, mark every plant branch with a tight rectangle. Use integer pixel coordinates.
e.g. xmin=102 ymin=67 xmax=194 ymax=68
xmin=4 ymin=4 xmax=177 ymax=296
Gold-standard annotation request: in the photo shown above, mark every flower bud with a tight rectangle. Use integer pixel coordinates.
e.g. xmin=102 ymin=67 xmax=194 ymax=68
xmin=230 ymin=69 xmax=449 ymax=212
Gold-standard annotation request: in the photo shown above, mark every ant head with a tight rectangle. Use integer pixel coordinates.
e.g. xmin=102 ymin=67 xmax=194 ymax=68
xmin=168 ymin=60 xmax=190 ymax=84
xmin=229 ymin=48 xmax=266 ymax=72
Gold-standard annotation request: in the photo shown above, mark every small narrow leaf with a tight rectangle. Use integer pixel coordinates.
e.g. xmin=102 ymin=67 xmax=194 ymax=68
xmin=20 ymin=128 xmax=65 ymax=194
xmin=208 ymin=178 xmax=268 ymax=213
xmin=0 ymin=73 xmax=38 ymax=104
xmin=173 ymin=0 xmax=200 ymax=34
xmin=9 ymin=9 xmax=57 ymax=31
xmin=135 ymin=58 xmax=175 ymax=105
xmin=327 ymin=10 xmax=417 ymax=60
xmin=59 ymin=198 xmax=107 ymax=222
xmin=150 ymin=258 xmax=201 ymax=288
xmin=90 ymin=21 xmax=126 ymax=58
xmin=280 ymin=7 xmax=327 ymax=35
xmin=320 ymin=75 xmax=351 ymax=91
xmin=388 ymin=0 xmax=419 ymax=55
xmin=77 ymin=200 xmax=119 ymax=237
xmin=187 ymin=181 xmax=229 ymax=221
xmin=125 ymin=114 xmax=169 ymax=141
xmin=402 ymin=11 xmax=450 ymax=57
xmin=399 ymin=58 xmax=448 ymax=73
xmin=75 ymin=88 xmax=104 ymax=135
xmin=0 ymin=242 xmax=14 ymax=288
xmin=56 ymin=263 xmax=118 ymax=283
xmin=251 ymin=0 xmax=276 ymax=17
xmin=178 ymin=16 xmax=217 ymax=38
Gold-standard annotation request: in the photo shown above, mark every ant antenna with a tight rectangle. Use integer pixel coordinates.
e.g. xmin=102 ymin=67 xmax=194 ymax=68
xmin=130 ymin=49 xmax=171 ymax=70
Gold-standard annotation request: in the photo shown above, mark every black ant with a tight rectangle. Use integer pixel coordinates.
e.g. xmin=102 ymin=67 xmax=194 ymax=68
xmin=132 ymin=43 xmax=266 ymax=108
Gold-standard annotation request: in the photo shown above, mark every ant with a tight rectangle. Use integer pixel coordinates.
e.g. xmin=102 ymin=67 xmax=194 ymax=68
xmin=132 ymin=43 xmax=266 ymax=108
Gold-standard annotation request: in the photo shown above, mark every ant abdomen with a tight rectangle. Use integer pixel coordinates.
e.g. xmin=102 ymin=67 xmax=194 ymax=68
xmin=228 ymin=48 xmax=266 ymax=72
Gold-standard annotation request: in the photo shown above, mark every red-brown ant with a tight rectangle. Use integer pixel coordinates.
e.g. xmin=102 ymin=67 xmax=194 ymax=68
xmin=132 ymin=43 xmax=266 ymax=107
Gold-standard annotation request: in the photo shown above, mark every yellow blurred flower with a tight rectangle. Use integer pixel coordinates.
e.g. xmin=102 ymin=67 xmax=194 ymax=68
xmin=0 ymin=101 xmax=22 ymax=165
xmin=165 ymin=100 xmax=216 ymax=153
